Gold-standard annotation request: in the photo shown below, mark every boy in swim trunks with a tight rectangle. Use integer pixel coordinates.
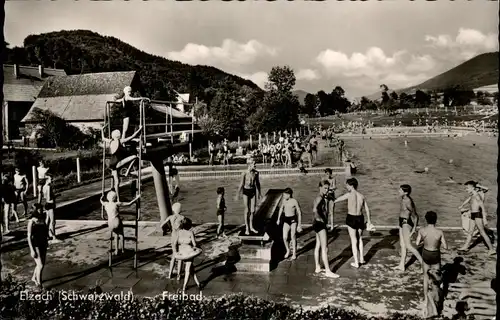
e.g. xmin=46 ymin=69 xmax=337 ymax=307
xmin=324 ymin=169 xmax=337 ymax=222
xmin=416 ymin=211 xmax=448 ymax=316
xmin=276 ymin=188 xmax=303 ymax=260
xmin=236 ymin=158 xmax=261 ymax=235
xmin=101 ymin=190 xmax=139 ymax=255
xmin=216 ymin=187 xmax=227 ymax=238
xmin=395 ymin=184 xmax=423 ymax=271
xmin=38 ymin=174 xmax=61 ymax=243
xmin=459 ymin=181 xmax=495 ymax=255
xmin=13 ymin=168 xmax=29 ymax=218
xmin=334 ymin=178 xmax=373 ymax=268
xmin=312 ymin=180 xmax=339 ymax=278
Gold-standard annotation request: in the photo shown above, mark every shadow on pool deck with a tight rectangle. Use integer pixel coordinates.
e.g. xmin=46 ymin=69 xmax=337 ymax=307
xmin=2 ymin=221 xmax=496 ymax=318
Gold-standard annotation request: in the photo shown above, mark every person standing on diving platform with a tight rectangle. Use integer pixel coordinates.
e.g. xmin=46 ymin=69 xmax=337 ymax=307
xmin=236 ymin=158 xmax=261 ymax=235
xmin=114 ymin=86 xmax=150 ymax=140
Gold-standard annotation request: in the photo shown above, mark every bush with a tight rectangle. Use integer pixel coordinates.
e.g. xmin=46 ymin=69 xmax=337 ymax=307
xmin=0 ymin=278 xmax=448 ymax=320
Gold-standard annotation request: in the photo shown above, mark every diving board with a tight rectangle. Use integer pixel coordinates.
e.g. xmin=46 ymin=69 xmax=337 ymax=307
xmin=238 ymin=189 xmax=285 ymax=244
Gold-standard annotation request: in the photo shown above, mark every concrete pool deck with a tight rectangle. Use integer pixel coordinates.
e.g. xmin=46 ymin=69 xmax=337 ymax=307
xmin=1 ymin=220 xmax=496 ymax=318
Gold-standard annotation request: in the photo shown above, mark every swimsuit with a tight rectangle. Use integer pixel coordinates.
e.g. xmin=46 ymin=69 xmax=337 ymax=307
xmin=216 ymin=197 xmax=226 ymax=216
xmin=243 ymin=188 xmax=256 ymax=199
xmin=399 ymin=217 xmax=414 ymax=228
xmin=471 ymin=208 xmax=483 ymax=220
xmin=122 ymin=99 xmax=137 ymax=123
xmin=31 ymin=221 xmax=49 ymax=249
xmin=422 ymin=248 xmax=441 ymax=266
xmin=346 ymin=214 xmax=365 ymax=230
xmin=109 ymin=143 xmax=129 ymax=170
xmin=168 ymin=164 xmax=178 ymax=177
xmin=283 ymin=215 xmax=298 ymax=225
xmin=313 ymin=197 xmax=328 ymax=233
xmin=242 ymin=171 xmax=258 ymax=199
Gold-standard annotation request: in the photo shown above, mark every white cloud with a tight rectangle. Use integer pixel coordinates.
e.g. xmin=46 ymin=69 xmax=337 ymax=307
xmin=296 ymin=69 xmax=320 ymax=81
xmin=166 ymin=39 xmax=277 ymax=67
xmin=237 ymin=71 xmax=268 ymax=89
xmin=405 ymin=55 xmax=437 ymax=73
xmin=424 ymin=28 xmax=497 ymax=59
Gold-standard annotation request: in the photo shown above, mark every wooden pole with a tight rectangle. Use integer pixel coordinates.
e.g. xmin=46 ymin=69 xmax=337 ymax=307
xmin=266 ymin=133 xmax=269 ymax=145
xmin=76 ymin=157 xmax=81 ymax=183
xmin=250 ymin=135 xmax=252 ymax=149
xmin=32 ymin=165 xmax=37 ymax=196
xmin=258 ymin=133 xmax=261 ymax=145
xmin=238 ymin=136 xmax=240 ymax=146
xmin=189 ymin=143 xmax=192 ymax=161
xmin=169 ymin=104 xmax=173 ymax=143
xmin=273 ymin=132 xmax=276 ymax=142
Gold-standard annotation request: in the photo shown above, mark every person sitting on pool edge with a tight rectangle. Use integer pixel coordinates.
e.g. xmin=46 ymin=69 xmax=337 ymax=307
xmin=101 ymin=190 xmax=139 ymax=255
xmin=276 ymin=188 xmax=303 ymax=260
xmin=101 ymin=126 xmax=142 ymax=202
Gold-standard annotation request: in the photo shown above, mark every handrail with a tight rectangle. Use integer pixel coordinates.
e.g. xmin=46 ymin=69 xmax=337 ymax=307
xmin=150 ymin=99 xmax=194 ymax=105
xmin=145 ymin=122 xmax=196 ymax=127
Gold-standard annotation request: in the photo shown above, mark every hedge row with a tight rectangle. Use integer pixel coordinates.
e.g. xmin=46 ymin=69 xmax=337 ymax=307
xmin=0 ymin=279 xmax=440 ymax=320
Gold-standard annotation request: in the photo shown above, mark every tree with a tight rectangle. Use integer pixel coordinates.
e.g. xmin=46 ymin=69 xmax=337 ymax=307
xmin=390 ymin=91 xmax=399 ymax=101
xmin=316 ymin=90 xmax=330 ymax=116
xmin=208 ymin=90 xmax=246 ymax=140
xmin=329 ymin=86 xmax=351 ymax=114
xmin=303 ymin=93 xmax=317 ymax=116
xmin=415 ymin=90 xmax=431 ymax=107
xmin=265 ymin=66 xmax=296 ymax=93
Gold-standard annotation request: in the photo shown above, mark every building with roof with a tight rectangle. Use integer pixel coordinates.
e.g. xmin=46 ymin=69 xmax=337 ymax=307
xmin=2 ymin=64 xmax=66 ymax=141
xmin=473 ymin=84 xmax=498 ymax=94
xmin=22 ymin=71 xmax=198 ymax=138
xmin=22 ymin=71 xmax=142 ymax=131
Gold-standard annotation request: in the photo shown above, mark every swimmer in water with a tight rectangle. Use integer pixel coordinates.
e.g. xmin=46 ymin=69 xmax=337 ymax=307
xmin=276 ymin=188 xmax=303 ymax=260
xmin=416 ymin=211 xmax=448 ymax=316
xmin=458 ymin=181 xmax=495 ymax=255
xmin=101 ymin=190 xmax=139 ymax=255
xmin=334 ymin=178 xmax=373 ymax=268
xmin=312 ymin=180 xmax=339 ymax=278
xmin=394 ymin=184 xmax=423 ymax=271
xmin=236 ymin=158 xmax=261 ymax=235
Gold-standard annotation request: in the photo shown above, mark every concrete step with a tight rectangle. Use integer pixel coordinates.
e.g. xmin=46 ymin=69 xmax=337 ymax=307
xmin=238 ymin=244 xmax=273 ymax=261
xmin=235 ymin=258 xmax=271 ymax=273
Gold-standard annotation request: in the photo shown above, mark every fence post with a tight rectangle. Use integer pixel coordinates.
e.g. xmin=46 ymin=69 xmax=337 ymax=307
xmin=76 ymin=157 xmax=81 ymax=183
xmin=238 ymin=136 xmax=240 ymax=147
xmin=32 ymin=166 xmax=37 ymax=196
xmin=273 ymin=132 xmax=276 ymax=142
xmin=266 ymin=133 xmax=269 ymax=145
xmin=250 ymin=135 xmax=252 ymax=148
xmin=189 ymin=143 xmax=192 ymax=161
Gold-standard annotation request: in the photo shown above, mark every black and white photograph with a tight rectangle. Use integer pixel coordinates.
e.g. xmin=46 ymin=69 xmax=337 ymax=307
xmin=0 ymin=0 xmax=498 ymax=319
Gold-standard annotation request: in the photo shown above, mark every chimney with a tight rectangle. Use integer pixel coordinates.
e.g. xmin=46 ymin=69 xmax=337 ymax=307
xmin=14 ymin=64 xmax=19 ymax=78
xmin=38 ymin=65 xmax=44 ymax=78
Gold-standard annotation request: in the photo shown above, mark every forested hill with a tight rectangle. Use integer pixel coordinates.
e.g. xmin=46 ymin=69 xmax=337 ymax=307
xmin=5 ymin=30 xmax=262 ymax=101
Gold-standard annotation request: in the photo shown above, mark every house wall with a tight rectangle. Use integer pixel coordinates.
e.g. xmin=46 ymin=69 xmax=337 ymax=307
xmin=7 ymin=101 xmax=33 ymax=140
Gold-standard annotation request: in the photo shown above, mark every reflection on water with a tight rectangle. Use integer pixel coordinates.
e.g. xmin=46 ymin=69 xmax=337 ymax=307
xmin=83 ymin=137 xmax=496 ymax=228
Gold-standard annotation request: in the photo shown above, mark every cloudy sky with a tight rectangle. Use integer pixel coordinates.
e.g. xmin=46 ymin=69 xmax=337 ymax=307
xmin=5 ymin=1 xmax=498 ymax=98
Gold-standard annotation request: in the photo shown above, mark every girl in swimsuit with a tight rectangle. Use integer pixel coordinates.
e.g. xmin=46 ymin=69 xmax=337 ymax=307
xmin=27 ymin=204 xmax=48 ymax=288
xmin=173 ymin=218 xmax=201 ymax=292
xmin=312 ymin=180 xmax=339 ymax=278
xmin=113 ymin=86 xmax=149 ymax=140
xmin=2 ymin=176 xmax=19 ymax=234
xmin=269 ymin=145 xmax=276 ymax=167
xmin=395 ymin=184 xmax=423 ymax=271
xmin=101 ymin=190 xmax=139 ymax=255
xmin=236 ymin=158 xmax=261 ymax=235
xmin=276 ymin=188 xmax=303 ymax=260
xmin=216 ymin=187 xmax=227 ymax=238
xmin=222 ymin=140 xmax=230 ymax=166
xmin=102 ymin=127 xmax=142 ymax=202
xmin=161 ymin=202 xmax=186 ymax=279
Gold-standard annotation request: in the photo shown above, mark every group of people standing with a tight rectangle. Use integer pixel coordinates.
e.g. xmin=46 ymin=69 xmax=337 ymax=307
xmin=1 ymin=160 xmax=61 ymax=288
